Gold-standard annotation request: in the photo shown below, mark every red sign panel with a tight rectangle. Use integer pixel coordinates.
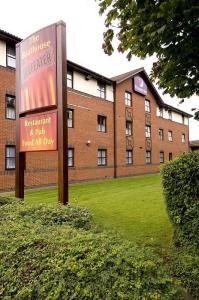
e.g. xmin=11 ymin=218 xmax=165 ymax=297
xmin=19 ymin=111 xmax=57 ymax=152
xmin=19 ymin=24 xmax=57 ymax=113
xmin=134 ymin=76 xmax=147 ymax=95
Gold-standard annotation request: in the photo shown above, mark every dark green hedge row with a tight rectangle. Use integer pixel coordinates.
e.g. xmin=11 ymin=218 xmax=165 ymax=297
xmin=171 ymin=246 xmax=199 ymax=299
xmin=162 ymin=151 xmax=199 ymax=298
xmin=0 ymin=200 xmax=181 ymax=299
xmin=162 ymin=151 xmax=199 ymax=247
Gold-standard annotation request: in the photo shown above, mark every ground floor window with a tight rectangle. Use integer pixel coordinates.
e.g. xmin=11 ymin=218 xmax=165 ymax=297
xmin=98 ymin=149 xmax=107 ymax=166
xmin=159 ymin=151 xmax=164 ymax=163
xmin=5 ymin=145 xmax=15 ymax=170
xmin=68 ymin=148 xmax=74 ymax=167
xmin=126 ymin=150 xmax=133 ymax=164
xmin=146 ymin=150 xmax=151 ymax=164
xmin=169 ymin=152 xmax=173 ymax=161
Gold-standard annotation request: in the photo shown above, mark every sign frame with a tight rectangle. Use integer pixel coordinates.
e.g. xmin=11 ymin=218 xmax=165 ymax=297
xmin=15 ymin=21 xmax=68 ymax=205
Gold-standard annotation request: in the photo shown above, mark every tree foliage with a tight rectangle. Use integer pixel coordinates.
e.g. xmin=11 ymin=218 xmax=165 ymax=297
xmin=98 ymin=0 xmax=199 ymax=100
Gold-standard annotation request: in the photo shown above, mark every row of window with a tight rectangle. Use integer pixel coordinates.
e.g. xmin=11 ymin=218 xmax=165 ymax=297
xmin=67 ymin=70 xmax=106 ymax=99
xmin=125 ymin=92 xmax=151 ymax=112
xmin=5 ymin=145 xmax=174 ymax=170
xmin=126 ymin=121 xmax=186 ymax=143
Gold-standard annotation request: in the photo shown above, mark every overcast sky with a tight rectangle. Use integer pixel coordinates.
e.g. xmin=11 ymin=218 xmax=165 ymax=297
xmin=0 ymin=0 xmax=198 ymax=139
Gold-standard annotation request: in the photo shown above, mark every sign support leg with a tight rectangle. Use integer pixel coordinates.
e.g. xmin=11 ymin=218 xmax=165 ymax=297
xmin=57 ymin=21 xmax=68 ymax=205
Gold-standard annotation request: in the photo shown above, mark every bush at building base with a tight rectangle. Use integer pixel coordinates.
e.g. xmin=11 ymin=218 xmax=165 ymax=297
xmin=162 ymin=151 xmax=199 ymax=298
xmin=0 ymin=199 xmax=181 ymax=299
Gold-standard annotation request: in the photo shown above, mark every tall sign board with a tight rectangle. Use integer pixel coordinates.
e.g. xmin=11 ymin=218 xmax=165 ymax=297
xmin=15 ymin=21 xmax=68 ymax=204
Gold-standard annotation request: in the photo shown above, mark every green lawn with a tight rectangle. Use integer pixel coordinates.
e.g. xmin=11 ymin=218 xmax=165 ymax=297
xmin=5 ymin=174 xmax=173 ymax=248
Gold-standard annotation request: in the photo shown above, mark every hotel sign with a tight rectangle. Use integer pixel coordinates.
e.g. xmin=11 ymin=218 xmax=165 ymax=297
xmin=134 ymin=76 xmax=147 ymax=96
xmin=19 ymin=25 xmax=57 ymax=113
xmin=19 ymin=111 xmax=57 ymax=152
xmin=16 ymin=21 xmax=68 ymax=204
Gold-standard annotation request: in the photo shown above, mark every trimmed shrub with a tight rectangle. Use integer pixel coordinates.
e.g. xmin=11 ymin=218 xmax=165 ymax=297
xmin=171 ymin=246 xmax=199 ymax=299
xmin=0 ymin=201 xmax=181 ymax=299
xmin=161 ymin=151 xmax=199 ymax=247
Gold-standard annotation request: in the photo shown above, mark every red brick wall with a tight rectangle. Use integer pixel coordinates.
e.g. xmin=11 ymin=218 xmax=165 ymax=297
xmin=115 ymin=76 xmax=189 ymax=177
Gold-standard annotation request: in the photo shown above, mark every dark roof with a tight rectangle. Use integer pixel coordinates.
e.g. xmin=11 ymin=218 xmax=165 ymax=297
xmin=67 ymin=60 xmax=113 ymax=85
xmin=112 ymin=68 xmax=192 ymax=118
xmin=111 ymin=67 xmax=144 ymax=83
xmin=189 ymin=140 xmax=199 ymax=147
xmin=0 ymin=29 xmax=21 ymax=44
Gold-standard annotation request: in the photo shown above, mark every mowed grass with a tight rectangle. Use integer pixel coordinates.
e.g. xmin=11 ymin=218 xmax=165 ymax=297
xmin=5 ymin=174 xmax=173 ymax=248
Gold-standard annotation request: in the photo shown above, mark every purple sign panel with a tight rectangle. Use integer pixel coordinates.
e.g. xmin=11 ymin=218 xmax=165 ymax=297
xmin=134 ymin=76 xmax=147 ymax=95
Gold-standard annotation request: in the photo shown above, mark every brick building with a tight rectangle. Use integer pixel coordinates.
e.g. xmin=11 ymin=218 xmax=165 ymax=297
xmin=0 ymin=29 xmax=192 ymax=191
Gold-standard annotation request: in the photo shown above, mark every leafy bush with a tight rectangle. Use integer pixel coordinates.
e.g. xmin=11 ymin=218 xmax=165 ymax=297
xmin=162 ymin=151 xmax=199 ymax=247
xmin=171 ymin=246 xmax=199 ymax=299
xmin=0 ymin=201 xmax=181 ymax=299
xmin=0 ymin=195 xmax=16 ymax=206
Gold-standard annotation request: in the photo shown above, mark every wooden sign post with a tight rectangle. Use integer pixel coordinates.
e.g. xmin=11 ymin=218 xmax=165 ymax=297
xmin=15 ymin=21 xmax=68 ymax=205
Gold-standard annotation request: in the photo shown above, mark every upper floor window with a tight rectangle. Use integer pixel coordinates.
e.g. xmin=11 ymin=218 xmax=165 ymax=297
xmin=98 ymin=149 xmax=107 ymax=166
xmin=125 ymin=92 xmax=132 ymax=107
xmin=159 ymin=107 xmax=163 ymax=117
xmin=126 ymin=150 xmax=133 ymax=165
xmin=182 ymin=115 xmax=185 ymax=124
xmin=6 ymin=95 xmax=16 ymax=119
xmin=145 ymin=99 xmax=151 ymax=113
xmin=97 ymin=115 xmax=106 ymax=132
xmin=159 ymin=128 xmax=164 ymax=141
xmin=159 ymin=151 xmax=164 ymax=164
xmin=97 ymin=81 xmax=106 ymax=99
xmin=68 ymin=148 xmax=74 ymax=167
xmin=5 ymin=145 xmax=15 ymax=170
xmin=7 ymin=45 xmax=16 ymax=68
xmin=168 ymin=130 xmax=173 ymax=142
xmin=168 ymin=110 xmax=172 ymax=120
xmin=126 ymin=121 xmax=132 ymax=136
xmin=181 ymin=133 xmax=186 ymax=143
xmin=67 ymin=70 xmax=73 ymax=88
xmin=146 ymin=150 xmax=151 ymax=164
xmin=145 ymin=125 xmax=151 ymax=138
xmin=67 ymin=109 xmax=74 ymax=128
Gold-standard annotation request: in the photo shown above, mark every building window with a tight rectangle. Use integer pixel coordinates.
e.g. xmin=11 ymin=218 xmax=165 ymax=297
xmin=182 ymin=115 xmax=185 ymax=124
xmin=6 ymin=95 xmax=16 ymax=119
xmin=145 ymin=99 xmax=151 ymax=113
xmin=67 ymin=70 xmax=73 ymax=88
xmin=168 ymin=130 xmax=173 ymax=142
xmin=181 ymin=133 xmax=186 ymax=143
xmin=168 ymin=110 xmax=172 ymax=120
xmin=97 ymin=115 xmax=106 ymax=132
xmin=68 ymin=148 xmax=74 ymax=167
xmin=159 ymin=107 xmax=163 ymax=117
xmin=159 ymin=151 xmax=164 ymax=163
xmin=5 ymin=145 xmax=15 ymax=170
xmin=98 ymin=149 xmax=107 ymax=166
xmin=169 ymin=153 xmax=173 ymax=161
xmin=146 ymin=151 xmax=151 ymax=164
xmin=145 ymin=125 xmax=151 ymax=138
xmin=126 ymin=121 xmax=132 ymax=136
xmin=97 ymin=81 xmax=106 ymax=99
xmin=67 ymin=109 xmax=74 ymax=128
xmin=7 ymin=45 xmax=16 ymax=68
xmin=126 ymin=150 xmax=133 ymax=165
xmin=159 ymin=129 xmax=164 ymax=141
xmin=125 ymin=92 xmax=132 ymax=107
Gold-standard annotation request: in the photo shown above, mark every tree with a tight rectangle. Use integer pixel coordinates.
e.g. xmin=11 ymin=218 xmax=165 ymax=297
xmin=98 ymin=0 xmax=199 ymax=116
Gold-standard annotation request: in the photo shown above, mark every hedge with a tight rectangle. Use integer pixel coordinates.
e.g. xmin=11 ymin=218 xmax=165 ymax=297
xmin=162 ymin=151 xmax=199 ymax=298
xmin=161 ymin=151 xmax=199 ymax=247
xmin=0 ymin=200 xmax=181 ymax=299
